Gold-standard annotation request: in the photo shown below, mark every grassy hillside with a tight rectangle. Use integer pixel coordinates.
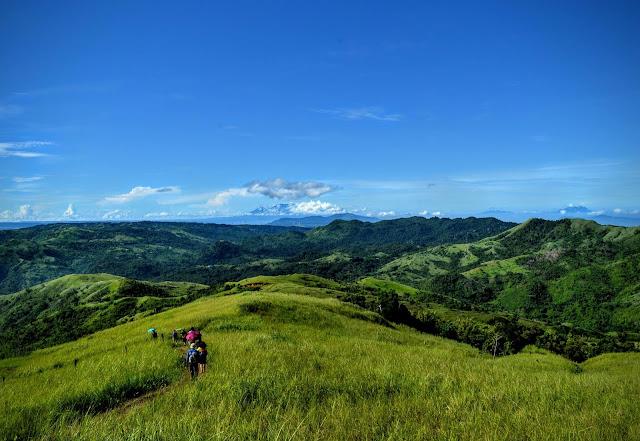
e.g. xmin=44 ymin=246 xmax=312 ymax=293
xmin=1 ymin=279 xmax=638 ymax=440
xmin=376 ymin=218 xmax=640 ymax=332
xmin=0 ymin=274 xmax=211 ymax=358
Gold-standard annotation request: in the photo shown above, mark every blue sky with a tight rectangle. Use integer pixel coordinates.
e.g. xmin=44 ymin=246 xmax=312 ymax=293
xmin=1 ymin=1 xmax=639 ymax=221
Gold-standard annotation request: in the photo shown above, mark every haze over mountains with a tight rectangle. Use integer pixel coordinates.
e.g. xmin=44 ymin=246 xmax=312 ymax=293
xmin=3 ymin=202 xmax=639 ymax=230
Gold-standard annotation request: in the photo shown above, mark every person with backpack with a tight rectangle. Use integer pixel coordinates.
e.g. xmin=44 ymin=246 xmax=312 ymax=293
xmin=181 ymin=329 xmax=187 ymax=346
xmin=186 ymin=329 xmax=195 ymax=344
xmin=172 ymin=329 xmax=178 ymax=343
xmin=198 ymin=345 xmax=208 ymax=374
xmin=186 ymin=343 xmax=199 ymax=379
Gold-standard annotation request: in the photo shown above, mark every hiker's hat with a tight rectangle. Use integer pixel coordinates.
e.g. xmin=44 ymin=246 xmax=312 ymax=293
xmin=190 ymin=343 xmax=196 ymax=348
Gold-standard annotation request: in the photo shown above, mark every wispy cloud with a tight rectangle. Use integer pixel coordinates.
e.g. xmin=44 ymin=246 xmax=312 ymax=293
xmin=285 ymin=135 xmax=323 ymax=142
xmin=104 ymin=186 xmax=180 ymax=203
xmin=102 ymin=209 xmax=132 ymax=220
xmin=0 ymin=105 xmax=24 ymax=119
xmin=204 ymin=188 xmax=250 ymax=207
xmin=0 ymin=141 xmax=53 ymax=158
xmin=452 ymin=160 xmax=625 ymax=185
xmin=347 ymin=179 xmax=428 ymax=191
xmin=12 ymin=83 xmax=109 ymax=98
xmin=12 ymin=176 xmax=44 ymax=183
xmin=144 ymin=211 xmax=170 ymax=218
xmin=312 ymin=107 xmax=402 ymax=122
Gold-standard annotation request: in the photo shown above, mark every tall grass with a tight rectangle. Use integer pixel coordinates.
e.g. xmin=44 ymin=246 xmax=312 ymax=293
xmin=1 ymin=288 xmax=639 ymax=440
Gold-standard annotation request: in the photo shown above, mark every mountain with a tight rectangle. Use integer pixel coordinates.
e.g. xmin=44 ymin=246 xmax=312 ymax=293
xmin=558 ymin=205 xmax=591 ymax=214
xmin=2 ymin=274 xmax=638 ymax=440
xmin=376 ymin=218 xmax=640 ymax=331
xmin=477 ymin=208 xmax=640 ymax=227
xmin=269 ymin=213 xmax=379 ymax=227
xmin=3 ymin=216 xmax=639 ymax=336
xmin=0 ymin=222 xmax=304 ymax=294
xmin=0 ymin=273 xmax=211 ymax=358
xmin=250 ymin=203 xmax=298 ymax=216
xmin=0 ymin=217 xmax=515 ymax=295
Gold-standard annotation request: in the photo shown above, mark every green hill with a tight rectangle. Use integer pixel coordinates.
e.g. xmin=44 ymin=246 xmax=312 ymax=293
xmin=376 ymin=218 xmax=640 ymax=332
xmin=1 ymin=279 xmax=638 ymax=440
xmin=0 ymin=222 xmax=303 ymax=295
xmin=0 ymin=217 xmax=514 ymax=295
xmin=0 ymin=274 xmax=211 ymax=358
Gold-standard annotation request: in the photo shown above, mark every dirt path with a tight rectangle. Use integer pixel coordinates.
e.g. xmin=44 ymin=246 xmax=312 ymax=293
xmin=114 ymin=342 xmax=203 ymax=415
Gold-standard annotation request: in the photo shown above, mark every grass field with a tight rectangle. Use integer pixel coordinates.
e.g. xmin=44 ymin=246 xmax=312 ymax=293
xmin=1 ymin=280 xmax=639 ymax=440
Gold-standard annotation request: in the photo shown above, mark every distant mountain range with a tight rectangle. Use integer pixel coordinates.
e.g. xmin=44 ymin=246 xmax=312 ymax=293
xmin=250 ymin=204 xmax=298 ymax=216
xmin=269 ymin=213 xmax=378 ymax=227
xmin=2 ymin=204 xmax=639 ymax=230
xmin=478 ymin=206 xmax=640 ymax=227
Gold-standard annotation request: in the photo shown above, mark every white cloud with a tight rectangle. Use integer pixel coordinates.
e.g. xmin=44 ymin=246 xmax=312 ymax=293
xmin=62 ymin=203 xmax=79 ymax=219
xmin=144 ymin=212 xmax=170 ymax=218
xmin=612 ymin=208 xmax=640 ymax=216
xmin=182 ymin=179 xmax=338 ymax=208
xmin=419 ymin=210 xmax=429 ymax=216
xmin=312 ymin=107 xmax=402 ymax=122
xmin=245 ymin=178 xmax=335 ymax=200
xmin=0 ymin=141 xmax=53 ymax=158
xmin=205 ymin=188 xmax=250 ymax=207
xmin=102 ymin=209 xmax=132 ymax=220
xmin=104 ymin=186 xmax=180 ymax=203
xmin=12 ymin=176 xmax=44 ymax=183
xmin=560 ymin=210 xmax=566 ymax=214
xmin=289 ymin=200 xmax=345 ymax=215
xmin=378 ymin=211 xmax=396 ymax=217
xmin=0 ymin=204 xmax=35 ymax=221
xmin=588 ymin=210 xmax=605 ymax=216
xmin=431 ymin=211 xmax=443 ymax=216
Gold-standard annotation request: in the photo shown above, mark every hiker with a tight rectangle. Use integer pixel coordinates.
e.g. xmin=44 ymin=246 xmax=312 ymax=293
xmin=151 ymin=330 xmax=157 ymax=339
xmin=186 ymin=329 xmax=195 ymax=344
xmin=186 ymin=343 xmax=199 ymax=379
xmin=181 ymin=329 xmax=187 ymax=345
xmin=198 ymin=345 xmax=208 ymax=373
xmin=193 ymin=329 xmax=202 ymax=342
xmin=172 ymin=329 xmax=178 ymax=343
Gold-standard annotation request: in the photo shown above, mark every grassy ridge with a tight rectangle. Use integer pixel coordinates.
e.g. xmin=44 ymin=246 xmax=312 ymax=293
xmin=0 ymin=274 xmax=211 ymax=358
xmin=1 ymin=283 xmax=638 ymax=440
